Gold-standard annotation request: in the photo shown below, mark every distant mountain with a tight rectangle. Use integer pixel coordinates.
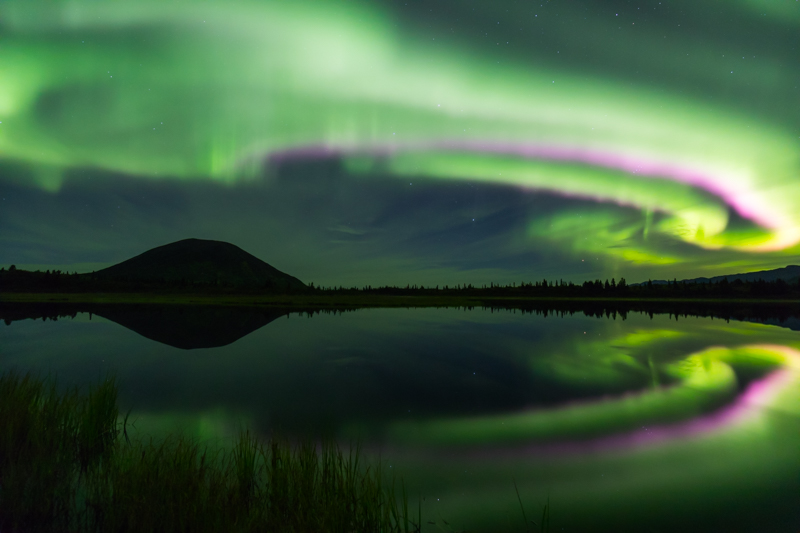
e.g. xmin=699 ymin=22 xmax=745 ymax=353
xmin=92 ymin=238 xmax=306 ymax=291
xmin=642 ymin=265 xmax=800 ymax=286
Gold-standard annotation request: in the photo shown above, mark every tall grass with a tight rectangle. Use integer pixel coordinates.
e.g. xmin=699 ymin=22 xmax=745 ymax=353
xmin=0 ymin=371 xmax=117 ymax=531
xmin=0 ymin=371 xmax=419 ymax=533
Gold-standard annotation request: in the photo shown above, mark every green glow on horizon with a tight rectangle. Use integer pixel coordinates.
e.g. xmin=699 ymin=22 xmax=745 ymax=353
xmin=531 ymin=209 xmax=681 ymax=265
xmin=1 ymin=0 xmax=799 ymax=271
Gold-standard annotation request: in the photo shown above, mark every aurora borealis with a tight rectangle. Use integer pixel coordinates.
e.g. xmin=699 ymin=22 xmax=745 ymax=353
xmin=4 ymin=4 xmax=800 ymax=529
xmin=1 ymin=0 xmax=799 ymax=284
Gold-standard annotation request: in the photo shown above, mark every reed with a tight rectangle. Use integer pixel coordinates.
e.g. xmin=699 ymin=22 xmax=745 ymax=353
xmin=0 ymin=371 xmax=418 ymax=533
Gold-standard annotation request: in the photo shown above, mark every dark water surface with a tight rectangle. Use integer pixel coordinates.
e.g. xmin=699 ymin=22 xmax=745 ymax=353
xmin=2 ymin=305 xmax=799 ymax=531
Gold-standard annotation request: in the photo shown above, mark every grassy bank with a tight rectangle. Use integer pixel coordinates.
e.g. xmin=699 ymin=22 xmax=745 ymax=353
xmin=0 ymin=372 xmax=419 ymax=532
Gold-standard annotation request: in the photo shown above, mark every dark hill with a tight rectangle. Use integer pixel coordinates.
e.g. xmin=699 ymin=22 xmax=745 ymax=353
xmin=642 ymin=265 xmax=800 ymax=286
xmin=92 ymin=239 xmax=306 ymax=291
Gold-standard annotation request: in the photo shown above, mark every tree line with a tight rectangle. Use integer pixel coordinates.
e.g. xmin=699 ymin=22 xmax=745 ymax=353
xmin=308 ymin=276 xmax=800 ymax=299
xmin=3 ymin=265 xmax=800 ymax=299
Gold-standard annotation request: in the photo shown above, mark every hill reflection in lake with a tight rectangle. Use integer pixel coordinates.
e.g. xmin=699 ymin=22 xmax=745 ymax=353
xmin=3 ymin=299 xmax=800 ymax=350
xmin=1 ymin=303 xmax=290 ymax=349
xmin=2 ymin=305 xmax=800 ymax=531
xmin=95 ymin=306 xmax=286 ymax=350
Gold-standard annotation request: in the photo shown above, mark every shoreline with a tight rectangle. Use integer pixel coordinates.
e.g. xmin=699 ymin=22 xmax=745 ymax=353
xmin=3 ymin=292 xmax=800 ymax=308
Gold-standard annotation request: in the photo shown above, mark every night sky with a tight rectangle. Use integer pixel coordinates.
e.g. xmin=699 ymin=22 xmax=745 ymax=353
xmin=1 ymin=0 xmax=798 ymax=287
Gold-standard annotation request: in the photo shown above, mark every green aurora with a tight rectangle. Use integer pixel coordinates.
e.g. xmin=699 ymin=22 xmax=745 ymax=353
xmin=1 ymin=0 xmax=799 ymax=283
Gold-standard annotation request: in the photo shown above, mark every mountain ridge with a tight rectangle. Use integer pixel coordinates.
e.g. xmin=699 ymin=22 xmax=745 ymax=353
xmin=640 ymin=265 xmax=800 ymax=286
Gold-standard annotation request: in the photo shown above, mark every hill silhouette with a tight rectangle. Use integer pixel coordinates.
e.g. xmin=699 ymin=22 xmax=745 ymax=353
xmin=644 ymin=265 xmax=800 ymax=285
xmin=92 ymin=238 xmax=306 ymax=291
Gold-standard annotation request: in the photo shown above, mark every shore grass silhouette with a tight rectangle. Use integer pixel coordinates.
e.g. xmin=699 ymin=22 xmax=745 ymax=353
xmin=0 ymin=371 xmax=424 ymax=532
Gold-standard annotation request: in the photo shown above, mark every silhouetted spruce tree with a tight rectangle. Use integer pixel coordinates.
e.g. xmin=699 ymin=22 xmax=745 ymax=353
xmin=775 ymin=279 xmax=787 ymax=295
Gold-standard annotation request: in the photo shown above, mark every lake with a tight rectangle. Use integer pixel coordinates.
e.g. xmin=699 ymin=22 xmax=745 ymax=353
xmin=2 ymin=305 xmax=799 ymax=532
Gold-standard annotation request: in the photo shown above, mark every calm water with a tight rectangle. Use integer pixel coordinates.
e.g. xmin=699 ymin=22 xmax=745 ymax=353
xmin=2 ymin=306 xmax=799 ymax=532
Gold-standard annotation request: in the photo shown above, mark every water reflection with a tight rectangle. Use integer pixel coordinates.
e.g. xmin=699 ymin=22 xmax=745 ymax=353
xmin=389 ymin=344 xmax=794 ymax=447
xmin=1 ymin=304 xmax=799 ymax=531
xmin=1 ymin=303 xmax=288 ymax=349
